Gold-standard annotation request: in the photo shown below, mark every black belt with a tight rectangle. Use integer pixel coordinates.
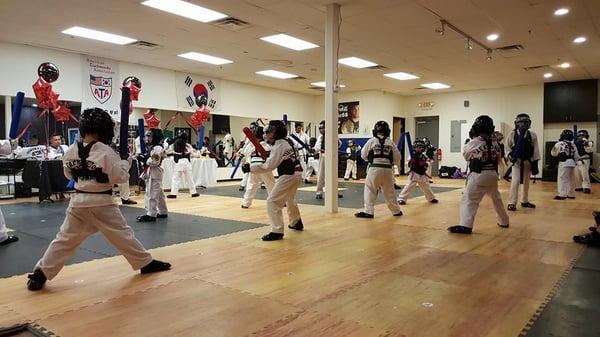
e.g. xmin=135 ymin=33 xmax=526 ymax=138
xmin=76 ymin=189 xmax=113 ymax=195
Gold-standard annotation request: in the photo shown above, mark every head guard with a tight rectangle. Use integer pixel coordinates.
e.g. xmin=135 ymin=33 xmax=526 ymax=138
xmin=560 ymin=129 xmax=574 ymax=141
xmin=578 ymin=130 xmax=589 ymax=139
xmin=149 ymin=129 xmax=164 ymax=147
xmin=514 ymin=113 xmax=531 ymax=129
xmin=319 ymin=120 xmax=325 ymax=135
xmin=372 ymin=121 xmax=391 ymax=138
xmin=347 ymin=139 xmax=354 ymax=146
xmin=79 ymin=108 xmax=115 ymax=144
xmin=253 ymin=126 xmax=264 ymax=140
xmin=413 ymin=139 xmax=426 ymax=149
xmin=471 ymin=115 xmax=495 ymax=137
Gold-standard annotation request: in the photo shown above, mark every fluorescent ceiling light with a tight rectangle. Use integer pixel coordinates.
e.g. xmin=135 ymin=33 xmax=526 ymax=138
xmin=310 ymin=81 xmax=345 ymax=88
xmin=141 ymin=0 xmax=227 ymax=23
xmin=574 ymin=36 xmax=587 ymax=43
xmin=544 ymin=73 xmax=553 ymax=78
xmin=260 ymin=34 xmax=318 ymax=51
xmin=560 ymin=62 xmax=571 ymax=68
xmin=384 ymin=72 xmax=419 ymax=80
xmin=178 ymin=52 xmax=233 ymax=65
xmin=256 ymin=70 xmax=298 ymax=79
xmin=61 ymin=26 xmax=136 ymax=45
xmin=421 ymin=82 xmax=450 ymax=89
xmin=338 ymin=57 xmax=378 ymax=69
xmin=554 ymin=8 xmax=569 ymax=16
xmin=486 ymin=33 xmax=499 ymax=41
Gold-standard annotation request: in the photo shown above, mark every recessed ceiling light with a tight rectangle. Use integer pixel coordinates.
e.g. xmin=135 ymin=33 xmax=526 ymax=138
xmin=574 ymin=36 xmax=587 ymax=43
xmin=544 ymin=73 xmax=553 ymax=78
xmin=338 ymin=57 xmax=378 ymax=69
xmin=486 ymin=33 xmax=499 ymax=41
xmin=141 ymin=0 xmax=227 ymax=23
xmin=554 ymin=8 xmax=569 ymax=16
xmin=178 ymin=52 xmax=233 ymax=65
xmin=256 ymin=70 xmax=298 ymax=79
xmin=31 ymin=103 xmax=38 ymax=108
xmin=384 ymin=72 xmax=420 ymax=80
xmin=421 ymin=82 xmax=450 ymax=89
xmin=61 ymin=26 xmax=137 ymax=45
xmin=260 ymin=34 xmax=318 ymax=51
xmin=310 ymin=81 xmax=346 ymax=88
xmin=560 ymin=62 xmax=571 ymax=68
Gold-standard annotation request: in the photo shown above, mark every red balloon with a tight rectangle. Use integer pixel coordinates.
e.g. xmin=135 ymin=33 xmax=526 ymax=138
xmin=143 ymin=109 xmax=160 ymax=128
xmin=190 ymin=107 xmax=211 ymax=128
xmin=52 ymin=102 xmax=71 ymax=122
xmin=124 ymin=81 xmax=141 ymax=101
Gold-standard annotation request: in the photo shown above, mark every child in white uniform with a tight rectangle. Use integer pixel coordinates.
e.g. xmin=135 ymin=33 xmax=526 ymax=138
xmin=397 ymin=139 xmax=438 ymax=205
xmin=344 ymin=139 xmax=361 ymax=180
xmin=167 ymin=131 xmax=199 ymax=198
xmin=137 ymin=129 xmax=168 ymax=222
xmin=575 ymin=130 xmax=594 ymax=194
xmin=27 ymin=108 xmax=171 ymax=291
xmin=551 ymin=129 xmax=579 ymax=200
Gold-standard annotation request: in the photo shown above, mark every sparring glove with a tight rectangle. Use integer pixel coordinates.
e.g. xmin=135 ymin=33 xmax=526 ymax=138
xmin=367 ymin=150 xmax=374 ymax=163
xmin=531 ymin=160 xmax=539 ymax=176
xmin=241 ymin=163 xmax=251 ymax=173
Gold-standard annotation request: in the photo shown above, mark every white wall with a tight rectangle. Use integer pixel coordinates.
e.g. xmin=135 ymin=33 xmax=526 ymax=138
xmin=403 ymin=84 xmax=544 ymax=169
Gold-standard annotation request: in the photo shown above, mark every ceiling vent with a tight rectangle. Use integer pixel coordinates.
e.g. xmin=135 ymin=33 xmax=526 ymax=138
xmin=523 ymin=64 xmax=550 ymax=71
xmin=494 ymin=44 xmax=525 ymax=58
xmin=127 ymin=41 xmax=161 ymax=51
xmin=367 ymin=65 xmax=388 ymax=70
xmin=212 ymin=17 xmax=250 ymax=31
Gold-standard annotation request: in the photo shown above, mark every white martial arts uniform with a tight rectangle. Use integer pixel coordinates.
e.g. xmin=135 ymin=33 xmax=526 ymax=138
xmin=360 ymin=136 xmax=402 ymax=216
xmin=250 ymin=139 xmax=302 ymax=234
xmin=34 ymin=141 xmax=153 ymax=280
xmin=143 ymin=145 xmax=168 ymax=217
xmin=315 ymin=136 xmax=341 ymax=196
xmin=576 ymin=139 xmax=594 ymax=190
xmin=242 ymin=141 xmax=276 ymax=208
xmin=223 ymin=133 xmax=234 ymax=166
xmin=118 ymin=158 xmax=133 ymax=201
xmin=551 ymin=140 xmax=579 ymax=198
xmin=459 ymin=137 xmax=509 ymax=229
xmin=344 ymin=145 xmax=361 ymax=180
xmin=397 ymin=152 xmax=436 ymax=203
xmin=291 ymin=131 xmax=310 ymax=179
xmin=48 ymin=144 xmax=68 ymax=160
xmin=506 ymin=129 xmax=540 ymax=205
xmin=170 ymin=143 xmax=197 ymax=196
xmin=0 ymin=140 xmax=15 ymax=242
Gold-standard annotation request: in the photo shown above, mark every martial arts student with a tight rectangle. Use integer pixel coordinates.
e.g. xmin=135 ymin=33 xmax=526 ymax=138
xmin=315 ymin=121 xmax=342 ymax=199
xmin=575 ymin=130 xmax=594 ymax=194
xmin=167 ymin=131 xmax=199 ymax=198
xmin=242 ymin=120 xmax=303 ymax=241
xmin=355 ymin=121 xmax=403 ymax=218
xmin=27 ymin=108 xmax=170 ymax=291
xmin=397 ymin=139 xmax=438 ymax=205
xmin=137 ymin=129 xmax=168 ymax=222
xmin=241 ymin=126 xmax=276 ymax=208
xmin=551 ymin=129 xmax=579 ymax=200
xmin=448 ymin=115 xmax=510 ymax=234
xmin=344 ymin=139 xmax=361 ymax=180
xmin=0 ymin=139 xmax=18 ymax=245
xmin=304 ymin=137 xmax=319 ymax=181
xmin=223 ymin=131 xmax=234 ymax=167
xmin=291 ymin=122 xmax=312 ymax=184
xmin=506 ymin=113 xmax=540 ymax=211
xmin=423 ymin=137 xmax=435 ymax=183
xmin=109 ymin=142 xmax=137 ymax=205
xmin=492 ymin=131 xmax=506 ymax=179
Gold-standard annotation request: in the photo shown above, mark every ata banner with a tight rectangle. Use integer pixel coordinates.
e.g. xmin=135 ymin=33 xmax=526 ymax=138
xmin=81 ymin=55 xmax=120 ymax=117
xmin=176 ymin=72 xmax=221 ymax=112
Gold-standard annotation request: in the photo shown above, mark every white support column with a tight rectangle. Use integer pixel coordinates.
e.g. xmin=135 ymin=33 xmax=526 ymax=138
xmin=4 ymin=96 xmax=11 ymax=138
xmin=324 ymin=3 xmax=340 ymax=213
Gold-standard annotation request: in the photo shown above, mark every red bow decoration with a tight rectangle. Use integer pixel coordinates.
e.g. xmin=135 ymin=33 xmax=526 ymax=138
xmin=32 ymin=77 xmax=60 ymax=109
xmin=190 ymin=107 xmax=211 ymax=128
xmin=52 ymin=101 xmax=78 ymax=123
xmin=143 ymin=109 xmax=161 ymax=129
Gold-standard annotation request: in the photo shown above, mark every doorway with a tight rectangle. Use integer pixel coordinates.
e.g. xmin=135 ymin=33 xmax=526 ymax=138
xmin=393 ymin=117 xmax=406 ymax=175
xmin=415 ymin=116 xmax=439 ymax=176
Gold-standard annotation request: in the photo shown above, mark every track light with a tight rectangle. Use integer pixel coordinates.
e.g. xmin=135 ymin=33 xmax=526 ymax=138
xmin=486 ymin=51 xmax=492 ymax=61
xmin=435 ymin=22 xmax=446 ymax=36
xmin=466 ymin=39 xmax=473 ymax=50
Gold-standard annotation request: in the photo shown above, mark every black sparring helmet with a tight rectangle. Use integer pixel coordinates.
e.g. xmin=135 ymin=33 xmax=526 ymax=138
xmin=266 ymin=120 xmax=287 ymax=140
xmin=253 ymin=126 xmax=264 ymax=140
xmin=560 ymin=129 xmax=574 ymax=141
xmin=149 ymin=128 xmax=164 ymax=147
xmin=578 ymin=129 xmax=589 ymax=138
xmin=413 ymin=139 xmax=426 ymax=149
xmin=514 ymin=113 xmax=531 ymax=129
xmin=79 ymin=108 xmax=115 ymax=144
xmin=309 ymin=137 xmax=317 ymax=147
xmin=347 ymin=139 xmax=354 ymax=146
xmin=471 ymin=115 xmax=495 ymax=137
xmin=372 ymin=120 xmax=391 ymax=137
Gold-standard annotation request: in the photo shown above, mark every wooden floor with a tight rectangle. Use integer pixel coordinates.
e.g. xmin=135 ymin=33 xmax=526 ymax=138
xmin=0 ymin=177 xmax=593 ymax=337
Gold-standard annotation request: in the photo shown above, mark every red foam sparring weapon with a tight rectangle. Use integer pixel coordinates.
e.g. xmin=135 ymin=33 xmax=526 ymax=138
xmin=242 ymin=127 xmax=267 ymax=159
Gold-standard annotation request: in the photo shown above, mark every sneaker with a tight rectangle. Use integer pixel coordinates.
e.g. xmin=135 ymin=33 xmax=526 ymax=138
xmin=262 ymin=232 xmax=284 ymax=241
xmin=27 ymin=269 xmax=47 ymax=291
xmin=136 ymin=215 xmax=156 ymax=222
xmin=191 ymin=193 xmax=200 ymax=197
xmin=121 ymin=198 xmax=137 ymax=205
xmin=156 ymin=214 xmax=168 ymax=219
xmin=398 ymin=200 xmax=407 ymax=205
xmin=0 ymin=235 xmax=18 ymax=245
xmin=584 ymin=189 xmax=591 ymax=194
xmin=497 ymin=223 xmax=510 ymax=228
xmin=288 ymin=219 xmax=304 ymax=231
xmin=507 ymin=204 xmax=517 ymax=211
xmin=239 ymin=186 xmax=245 ymax=192
xmin=338 ymin=194 xmax=343 ymax=198
xmin=354 ymin=212 xmax=374 ymax=218
xmin=140 ymin=260 xmax=171 ymax=274
xmin=553 ymin=196 xmax=566 ymax=200
xmin=394 ymin=184 xmax=402 ymax=190
xmin=167 ymin=195 xmax=177 ymax=199
xmin=393 ymin=211 xmax=403 ymax=216
xmin=567 ymin=196 xmax=576 ymax=199
xmin=260 ymin=185 xmax=266 ymax=190
xmin=521 ymin=202 xmax=536 ymax=208
xmin=241 ymin=205 xmax=249 ymax=209
xmin=316 ymin=194 xmax=323 ymax=200
xmin=304 ymin=179 xmax=313 ymax=184
xmin=447 ymin=225 xmax=472 ymax=234
xmin=575 ymin=188 xmax=584 ymax=192
xmin=429 ymin=199 xmax=439 ymax=204
xmin=344 ymin=178 xmax=349 ymax=181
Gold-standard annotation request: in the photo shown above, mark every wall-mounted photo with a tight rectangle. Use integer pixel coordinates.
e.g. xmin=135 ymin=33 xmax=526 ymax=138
xmin=338 ymin=101 xmax=359 ymax=134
